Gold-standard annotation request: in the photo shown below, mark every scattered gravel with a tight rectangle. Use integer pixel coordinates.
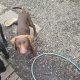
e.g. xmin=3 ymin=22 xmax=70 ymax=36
xmin=0 ymin=0 xmax=80 ymax=80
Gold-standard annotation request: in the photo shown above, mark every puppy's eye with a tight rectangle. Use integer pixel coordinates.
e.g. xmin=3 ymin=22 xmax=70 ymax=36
xmin=23 ymin=41 xmax=26 ymax=44
xmin=17 ymin=42 xmax=21 ymax=45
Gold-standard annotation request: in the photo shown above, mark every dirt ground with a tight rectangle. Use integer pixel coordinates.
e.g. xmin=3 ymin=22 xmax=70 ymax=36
xmin=0 ymin=0 xmax=80 ymax=80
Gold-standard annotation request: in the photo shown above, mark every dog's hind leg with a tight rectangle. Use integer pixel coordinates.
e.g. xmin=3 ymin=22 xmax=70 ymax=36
xmin=27 ymin=14 xmax=37 ymax=36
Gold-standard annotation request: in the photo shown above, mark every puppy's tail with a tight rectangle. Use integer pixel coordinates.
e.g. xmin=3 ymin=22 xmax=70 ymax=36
xmin=12 ymin=7 xmax=22 ymax=10
xmin=12 ymin=6 xmax=26 ymax=13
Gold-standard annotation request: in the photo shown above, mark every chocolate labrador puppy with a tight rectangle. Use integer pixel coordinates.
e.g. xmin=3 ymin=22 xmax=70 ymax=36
xmin=11 ymin=7 xmax=37 ymax=55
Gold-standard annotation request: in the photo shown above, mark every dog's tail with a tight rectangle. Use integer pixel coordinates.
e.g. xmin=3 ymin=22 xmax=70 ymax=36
xmin=12 ymin=6 xmax=26 ymax=13
xmin=12 ymin=6 xmax=22 ymax=10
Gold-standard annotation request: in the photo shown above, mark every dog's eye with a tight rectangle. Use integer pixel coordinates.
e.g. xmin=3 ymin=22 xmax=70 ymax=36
xmin=23 ymin=41 xmax=26 ymax=44
xmin=17 ymin=42 xmax=21 ymax=45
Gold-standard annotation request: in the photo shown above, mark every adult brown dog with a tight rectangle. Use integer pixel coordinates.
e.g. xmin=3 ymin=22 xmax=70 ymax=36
xmin=11 ymin=7 xmax=37 ymax=55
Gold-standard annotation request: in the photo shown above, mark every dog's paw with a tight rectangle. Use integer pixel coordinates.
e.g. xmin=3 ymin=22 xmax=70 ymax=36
xmin=32 ymin=47 xmax=37 ymax=56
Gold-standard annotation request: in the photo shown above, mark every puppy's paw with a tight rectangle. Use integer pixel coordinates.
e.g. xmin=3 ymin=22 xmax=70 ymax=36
xmin=32 ymin=47 xmax=37 ymax=56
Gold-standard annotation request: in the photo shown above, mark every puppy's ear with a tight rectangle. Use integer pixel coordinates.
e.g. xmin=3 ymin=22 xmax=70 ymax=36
xmin=27 ymin=35 xmax=34 ymax=43
xmin=10 ymin=37 xmax=16 ymax=45
xmin=10 ymin=37 xmax=17 ymax=50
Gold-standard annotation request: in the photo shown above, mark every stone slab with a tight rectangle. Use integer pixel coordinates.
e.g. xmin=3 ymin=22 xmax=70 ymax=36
xmin=8 ymin=72 xmax=19 ymax=80
xmin=0 ymin=4 xmax=6 ymax=13
xmin=0 ymin=10 xmax=18 ymax=25
xmin=1 ymin=65 xmax=14 ymax=80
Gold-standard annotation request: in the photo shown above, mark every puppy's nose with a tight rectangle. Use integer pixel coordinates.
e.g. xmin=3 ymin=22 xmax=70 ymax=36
xmin=20 ymin=50 xmax=28 ymax=54
xmin=20 ymin=45 xmax=28 ymax=54
xmin=20 ymin=48 xmax=28 ymax=54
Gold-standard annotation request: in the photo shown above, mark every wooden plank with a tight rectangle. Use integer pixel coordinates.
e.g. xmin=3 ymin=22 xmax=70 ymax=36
xmin=1 ymin=65 xmax=14 ymax=80
xmin=8 ymin=72 xmax=19 ymax=80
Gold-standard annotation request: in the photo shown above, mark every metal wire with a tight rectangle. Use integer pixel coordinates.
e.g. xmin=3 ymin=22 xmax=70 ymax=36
xmin=31 ymin=52 xmax=80 ymax=80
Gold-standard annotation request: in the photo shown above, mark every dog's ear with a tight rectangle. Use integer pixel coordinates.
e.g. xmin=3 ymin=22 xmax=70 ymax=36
xmin=27 ymin=38 xmax=34 ymax=54
xmin=10 ymin=37 xmax=16 ymax=45
xmin=26 ymin=35 xmax=34 ymax=43
xmin=10 ymin=37 xmax=17 ymax=50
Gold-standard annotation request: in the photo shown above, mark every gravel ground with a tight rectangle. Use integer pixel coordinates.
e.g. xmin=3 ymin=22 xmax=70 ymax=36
xmin=33 ymin=54 xmax=80 ymax=80
xmin=0 ymin=0 xmax=80 ymax=80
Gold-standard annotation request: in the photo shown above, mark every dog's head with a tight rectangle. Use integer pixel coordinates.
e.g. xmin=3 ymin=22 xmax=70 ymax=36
xmin=10 ymin=35 xmax=33 ymax=54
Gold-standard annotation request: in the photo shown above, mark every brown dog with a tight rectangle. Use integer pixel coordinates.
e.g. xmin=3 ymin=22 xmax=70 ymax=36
xmin=11 ymin=7 xmax=37 ymax=55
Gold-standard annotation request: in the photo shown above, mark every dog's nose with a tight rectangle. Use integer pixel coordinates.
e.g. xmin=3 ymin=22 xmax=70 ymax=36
xmin=20 ymin=45 xmax=28 ymax=54
xmin=20 ymin=48 xmax=28 ymax=54
xmin=20 ymin=50 xmax=28 ymax=54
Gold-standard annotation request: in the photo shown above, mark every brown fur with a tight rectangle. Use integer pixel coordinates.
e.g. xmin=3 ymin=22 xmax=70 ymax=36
xmin=11 ymin=7 xmax=37 ymax=55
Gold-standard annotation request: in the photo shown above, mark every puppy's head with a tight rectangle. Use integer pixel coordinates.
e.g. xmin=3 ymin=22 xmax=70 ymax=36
xmin=10 ymin=35 xmax=33 ymax=54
